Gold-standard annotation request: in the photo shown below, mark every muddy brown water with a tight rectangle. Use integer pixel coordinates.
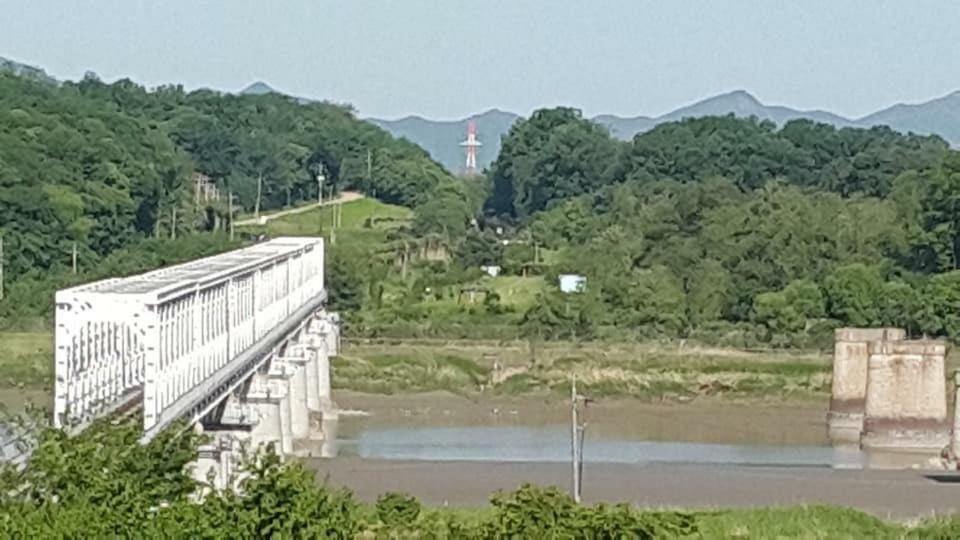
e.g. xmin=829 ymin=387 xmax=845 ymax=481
xmin=312 ymin=392 xmax=960 ymax=517
xmin=327 ymin=392 xmax=857 ymax=468
xmin=333 ymin=391 xmax=831 ymax=447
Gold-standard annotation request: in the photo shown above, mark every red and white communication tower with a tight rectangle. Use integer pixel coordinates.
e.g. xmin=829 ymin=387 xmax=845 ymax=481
xmin=459 ymin=120 xmax=482 ymax=175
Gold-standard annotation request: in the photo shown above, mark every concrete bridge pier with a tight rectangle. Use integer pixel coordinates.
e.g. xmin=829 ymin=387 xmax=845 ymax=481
xmin=307 ymin=313 xmax=340 ymax=417
xmin=278 ymin=354 xmax=311 ymax=441
xmin=246 ymin=372 xmax=293 ymax=458
xmin=191 ymin=427 xmax=247 ymax=496
xmin=861 ymin=340 xmax=949 ymax=451
xmin=186 ymin=310 xmax=343 ymax=489
xmin=828 ymin=328 xmax=905 ymax=444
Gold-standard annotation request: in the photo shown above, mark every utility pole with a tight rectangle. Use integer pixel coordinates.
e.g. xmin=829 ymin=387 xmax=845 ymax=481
xmin=72 ymin=242 xmax=78 ymax=274
xmin=0 ymin=234 xmax=4 ymax=301
xmin=315 ymin=163 xmax=325 ymax=206
xmin=366 ymin=149 xmax=372 ymax=182
xmin=228 ymin=190 xmax=235 ymax=242
xmin=330 ymin=185 xmax=338 ymax=228
xmin=254 ymin=172 xmax=263 ymax=219
xmin=570 ymin=374 xmax=588 ymax=504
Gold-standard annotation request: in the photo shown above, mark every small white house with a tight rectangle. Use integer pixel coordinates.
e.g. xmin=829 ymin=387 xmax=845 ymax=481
xmin=481 ymin=265 xmax=502 ymax=277
xmin=559 ymin=274 xmax=586 ymax=293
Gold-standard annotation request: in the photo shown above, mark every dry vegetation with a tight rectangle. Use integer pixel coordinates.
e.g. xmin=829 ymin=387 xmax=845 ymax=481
xmin=335 ymin=340 xmax=833 ymax=401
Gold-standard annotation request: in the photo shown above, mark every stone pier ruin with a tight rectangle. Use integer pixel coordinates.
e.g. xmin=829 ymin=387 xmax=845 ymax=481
xmin=861 ymin=340 xmax=949 ymax=451
xmin=828 ymin=327 xmax=950 ymax=452
xmin=827 ymin=328 xmax=905 ymax=444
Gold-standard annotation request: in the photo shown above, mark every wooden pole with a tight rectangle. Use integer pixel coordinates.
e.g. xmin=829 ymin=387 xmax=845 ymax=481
xmin=228 ymin=191 xmax=235 ymax=242
xmin=571 ymin=374 xmax=580 ymax=503
xmin=254 ymin=172 xmax=263 ymax=219
xmin=0 ymin=234 xmax=4 ymax=301
xmin=72 ymin=242 xmax=78 ymax=274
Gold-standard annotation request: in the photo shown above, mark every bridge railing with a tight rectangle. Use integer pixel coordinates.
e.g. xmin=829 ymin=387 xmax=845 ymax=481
xmin=54 ymin=290 xmax=148 ymax=429
xmin=55 ymin=237 xmax=325 ymax=434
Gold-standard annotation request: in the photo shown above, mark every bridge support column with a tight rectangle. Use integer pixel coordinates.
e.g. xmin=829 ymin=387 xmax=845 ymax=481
xmin=316 ymin=346 xmax=333 ymax=412
xmin=277 ymin=389 xmax=294 ymax=456
xmin=862 ymin=340 xmax=949 ymax=451
xmin=190 ymin=426 xmax=247 ymax=497
xmin=828 ymin=328 xmax=905 ymax=445
xmin=246 ymin=373 xmax=290 ymax=458
xmin=287 ymin=361 xmax=310 ymax=440
xmin=305 ymin=344 xmax=321 ymax=412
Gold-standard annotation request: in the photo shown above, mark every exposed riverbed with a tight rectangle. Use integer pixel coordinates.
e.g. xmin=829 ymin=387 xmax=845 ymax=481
xmin=309 ymin=391 xmax=958 ymax=517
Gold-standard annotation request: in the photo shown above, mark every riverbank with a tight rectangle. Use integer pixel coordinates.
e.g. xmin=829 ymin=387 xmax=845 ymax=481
xmin=334 ymin=341 xmax=833 ymax=402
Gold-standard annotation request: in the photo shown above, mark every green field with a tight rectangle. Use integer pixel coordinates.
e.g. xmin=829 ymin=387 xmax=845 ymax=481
xmin=240 ymin=197 xmax=412 ymax=244
xmin=0 ymin=332 xmax=52 ymax=389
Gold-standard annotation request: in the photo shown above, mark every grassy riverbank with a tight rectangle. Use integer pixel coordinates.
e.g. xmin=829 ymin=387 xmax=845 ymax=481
xmin=334 ymin=340 xmax=832 ymax=402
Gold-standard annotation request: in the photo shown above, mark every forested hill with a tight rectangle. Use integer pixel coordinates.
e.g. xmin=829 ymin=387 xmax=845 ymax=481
xmin=483 ymin=108 xmax=960 ymax=343
xmin=0 ymin=71 xmax=464 ymax=280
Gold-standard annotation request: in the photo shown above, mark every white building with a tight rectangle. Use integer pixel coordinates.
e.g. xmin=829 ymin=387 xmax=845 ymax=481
xmin=481 ymin=265 xmax=502 ymax=277
xmin=559 ymin=274 xmax=586 ymax=293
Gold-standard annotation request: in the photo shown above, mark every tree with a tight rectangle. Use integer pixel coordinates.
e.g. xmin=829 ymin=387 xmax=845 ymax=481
xmin=824 ymin=263 xmax=885 ymax=327
xmin=488 ymin=107 xmax=617 ymax=218
xmin=456 ymin=229 xmax=503 ymax=268
xmin=754 ymin=279 xmax=824 ymax=338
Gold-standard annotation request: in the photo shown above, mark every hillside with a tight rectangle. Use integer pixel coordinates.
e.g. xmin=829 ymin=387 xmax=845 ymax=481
xmin=0 ymin=56 xmax=57 ymax=85
xmin=0 ymin=68 xmax=469 ymax=329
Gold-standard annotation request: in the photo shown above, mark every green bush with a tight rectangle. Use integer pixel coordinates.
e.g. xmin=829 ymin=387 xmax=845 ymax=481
xmin=375 ymin=492 xmax=421 ymax=527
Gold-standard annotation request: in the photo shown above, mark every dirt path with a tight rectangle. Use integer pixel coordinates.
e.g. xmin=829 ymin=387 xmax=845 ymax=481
xmin=313 ymin=458 xmax=960 ymax=519
xmin=234 ymin=191 xmax=364 ymax=226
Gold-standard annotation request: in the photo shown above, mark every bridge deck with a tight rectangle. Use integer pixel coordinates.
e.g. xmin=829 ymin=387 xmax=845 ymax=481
xmin=55 ymin=237 xmax=326 ymax=438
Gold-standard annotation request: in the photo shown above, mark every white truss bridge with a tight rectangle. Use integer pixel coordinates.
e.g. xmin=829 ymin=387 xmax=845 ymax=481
xmin=48 ymin=237 xmax=340 ymax=487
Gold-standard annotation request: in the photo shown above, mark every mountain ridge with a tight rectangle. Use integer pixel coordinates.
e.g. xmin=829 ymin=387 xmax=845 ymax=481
xmin=370 ymin=89 xmax=960 ymax=172
xmin=3 ymin=56 xmax=957 ymax=174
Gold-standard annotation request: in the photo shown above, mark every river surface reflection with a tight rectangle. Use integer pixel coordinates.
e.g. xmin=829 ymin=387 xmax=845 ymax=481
xmin=331 ymin=424 xmax=879 ymax=467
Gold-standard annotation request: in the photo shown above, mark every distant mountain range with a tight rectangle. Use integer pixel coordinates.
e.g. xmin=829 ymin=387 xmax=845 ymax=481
xmin=5 ymin=57 xmax=958 ymax=174
xmin=368 ymin=89 xmax=960 ymax=173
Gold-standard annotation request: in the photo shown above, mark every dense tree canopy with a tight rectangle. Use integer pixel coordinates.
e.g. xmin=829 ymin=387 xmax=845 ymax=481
xmin=0 ymin=72 xmax=463 ymax=280
xmin=484 ymin=109 xmax=960 ymax=344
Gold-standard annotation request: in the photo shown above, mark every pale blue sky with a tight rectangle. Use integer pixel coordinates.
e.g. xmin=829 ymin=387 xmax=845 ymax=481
xmin=1 ymin=0 xmax=958 ymax=120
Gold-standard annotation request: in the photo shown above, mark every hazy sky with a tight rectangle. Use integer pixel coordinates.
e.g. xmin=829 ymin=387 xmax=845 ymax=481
xmin=1 ymin=0 xmax=958 ymax=120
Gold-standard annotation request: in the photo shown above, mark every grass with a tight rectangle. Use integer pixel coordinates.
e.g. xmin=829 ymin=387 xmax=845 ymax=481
xmin=357 ymin=499 xmax=958 ymax=538
xmin=0 ymin=332 xmax=52 ymax=389
xmin=332 ymin=352 xmax=491 ymax=395
xmin=690 ymin=505 xmax=905 ymax=538
xmin=5 ymin=329 xmax=833 ymax=403
xmin=335 ymin=341 xmax=833 ymax=401
xmin=240 ymin=198 xmax=412 ymax=240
